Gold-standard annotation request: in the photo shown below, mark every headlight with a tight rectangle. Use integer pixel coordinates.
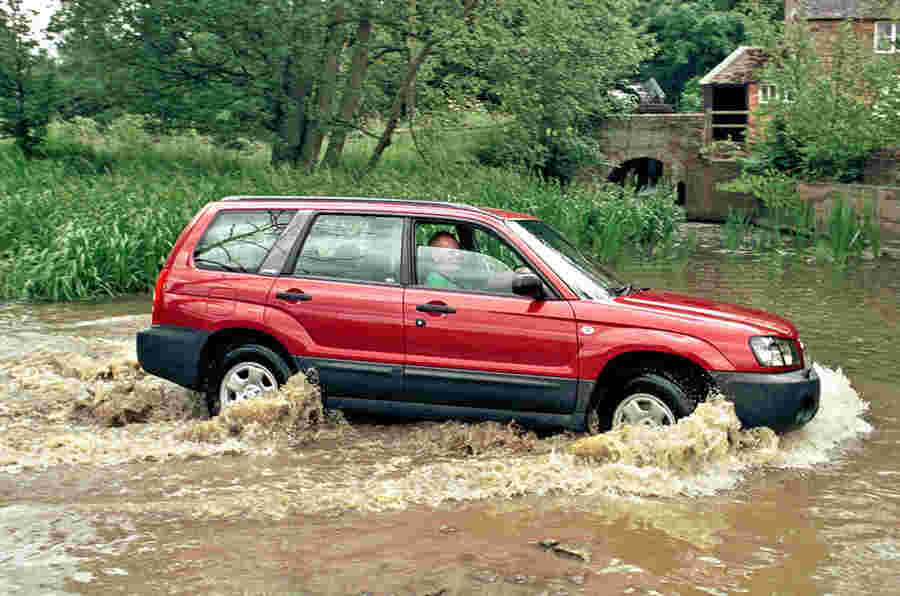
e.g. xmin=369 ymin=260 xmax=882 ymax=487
xmin=749 ymin=336 xmax=801 ymax=367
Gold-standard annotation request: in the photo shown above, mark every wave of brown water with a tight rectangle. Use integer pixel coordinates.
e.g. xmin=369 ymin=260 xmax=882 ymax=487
xmin=0 ymin=341 xmax=872 ymax=517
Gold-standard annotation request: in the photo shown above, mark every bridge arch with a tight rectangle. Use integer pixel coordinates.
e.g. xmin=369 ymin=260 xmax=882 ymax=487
xmin=591 ymin=114 xmax=704 ymax=208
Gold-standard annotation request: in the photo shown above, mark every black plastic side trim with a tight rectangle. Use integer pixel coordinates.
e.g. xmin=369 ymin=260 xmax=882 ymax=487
xmin=405 ymin=366 xmax=564 ymax=387
xmin=137 ymin=325 xmax=213 ymax=390
xmin=404 ymin=365 xmax=578 ymax=414
xmin=294 ymin=356 xmax=401 ymax=398
xmin=326 ymin=396 xmax=575 ymax=431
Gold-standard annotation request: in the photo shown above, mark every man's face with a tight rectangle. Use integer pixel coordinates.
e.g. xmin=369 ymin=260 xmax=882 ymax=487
xmin=432 ymin=236 xmax=463 ymax=273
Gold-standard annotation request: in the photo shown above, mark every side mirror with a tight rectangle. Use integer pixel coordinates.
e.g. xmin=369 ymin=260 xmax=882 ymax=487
xmin=512 ymin=272 xmax=544 ymax=300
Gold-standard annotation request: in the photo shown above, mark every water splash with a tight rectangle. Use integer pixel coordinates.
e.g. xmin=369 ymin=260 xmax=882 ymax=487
xmin=177 ymin=372 xmax=343 ymax=443
xmin=776 ymin=363 xmax=872 ymax=468
xmin=1 ymin=342 xmax=873 ymax=515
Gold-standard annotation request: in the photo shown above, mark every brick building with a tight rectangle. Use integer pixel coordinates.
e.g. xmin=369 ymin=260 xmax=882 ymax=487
xmin=699 ymin=0 xmax=899 ymax=144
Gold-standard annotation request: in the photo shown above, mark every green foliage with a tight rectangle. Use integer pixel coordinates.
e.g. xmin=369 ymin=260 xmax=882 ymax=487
xmin=471 ymin=124 xmax=606 ymax=184
xmin=716 ymin=190 xmax=882 ymax=264
xmin=452 ymin=0 xmax=653 ymax=183
xmin=721 ymin=208 xmax=755 ymax=250
xmin=827 ymin=196 xmax=866 ymax=266
xmin=678 ymin=76 xmax=703 ymax=113
xmin=745 ymin=15 xmax=899 ymax=182
xmin=0 ymin=0 xmax=63 ymax=157
xmin=873 ymin=73 xmax=900 ymax=145
xmin=0 ymin=116 xmax=686 ymax=301
xmin=700 ymin=138 xmax=745 ymax=160
xmin=584 ymin=185 xmax=686 ymax=262
xmin=52 ymin=0 xmax=653 ymax=174
xmin=718 ymin=167 xmax=797 ymax=212
xmin=635 ymin=0 xmax=749 ymax=105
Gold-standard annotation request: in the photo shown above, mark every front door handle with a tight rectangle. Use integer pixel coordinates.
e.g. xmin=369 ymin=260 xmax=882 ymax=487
xmin=416 ymin=303 xmax=456 ymax=314
xmin=276 ymin=291 xmax=312 ymax=303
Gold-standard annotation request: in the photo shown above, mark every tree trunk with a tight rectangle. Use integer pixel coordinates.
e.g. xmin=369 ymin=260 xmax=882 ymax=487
xmin=322 ymin=16 xmax=372 ymax=168
xmin=366 ymin=39 xmax=434 ymax=173
xmin=367 ymin=0 xmax=478 ymax=173
xmin=271 ymin=54 xmax=316 ymax=167
xmin=406 ymin=0 xmax=417 ymax=120
xmin=302 ymin=4 xmax=346 ymax=169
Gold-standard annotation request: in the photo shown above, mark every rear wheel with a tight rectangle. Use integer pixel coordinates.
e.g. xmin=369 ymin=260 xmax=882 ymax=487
xmin=591 ymin=372 xmax=698 ymax=432
xmin=207 ymin=344 xmax=291 ymax=416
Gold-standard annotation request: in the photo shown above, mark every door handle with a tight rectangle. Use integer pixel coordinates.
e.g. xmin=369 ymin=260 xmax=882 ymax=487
xmin=416 ymin=303 xmax=456 ymax=314
xmin=276 ymin=291 xmax=312 ymax=303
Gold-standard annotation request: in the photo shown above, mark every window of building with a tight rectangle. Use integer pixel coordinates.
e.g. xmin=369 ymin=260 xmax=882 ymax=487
xmin=875 ymin=22 xmax=898 ymax=54
xmin=759 ymin=84 xmax=792 ymax=104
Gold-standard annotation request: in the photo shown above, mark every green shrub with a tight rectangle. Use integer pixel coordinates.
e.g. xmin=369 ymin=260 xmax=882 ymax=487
xmin=471 ymin=125 xmax=605 ymax=185
xmin=0 ymin=116 xmax=686 ymax=301
xmin=583 ymin=184 xmax=685 ymax=262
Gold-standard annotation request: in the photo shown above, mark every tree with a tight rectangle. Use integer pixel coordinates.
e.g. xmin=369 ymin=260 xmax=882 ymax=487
xmin=745 ymin=10 xmax=900 ymax=182
xmin=457 ymin=0 xmax=656 ymax=180
xmin=52 ymin=0 xmax=489 ymax=169
xmin=0 ymin=0 xmax=62 ymax=157
xmin=52 ymin=1 xmax=654 ymax=173
xmin=631 ymin=0 xmax=786 ymax=106
xmin=635 ymin=0 xmax=746 ymax=105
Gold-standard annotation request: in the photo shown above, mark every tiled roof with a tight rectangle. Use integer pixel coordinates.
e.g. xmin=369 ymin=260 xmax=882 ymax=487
xmin=799 ymin=0 xmax=898 ymax=19
xmin=699 ymin=46 xmax=770 ymax=86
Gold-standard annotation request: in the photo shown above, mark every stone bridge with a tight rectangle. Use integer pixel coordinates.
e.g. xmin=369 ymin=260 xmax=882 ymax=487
xmin=591 ymin=114 xmax=700 ymax=210
xmin=589 ymin=113 xmax=754 ymax=219
xmin=589 ymin=114 xmax=900 ymax=238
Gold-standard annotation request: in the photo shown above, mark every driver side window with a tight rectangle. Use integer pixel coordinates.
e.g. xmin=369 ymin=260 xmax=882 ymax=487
xmin=414 ymin=221 xmax=528 ymax=295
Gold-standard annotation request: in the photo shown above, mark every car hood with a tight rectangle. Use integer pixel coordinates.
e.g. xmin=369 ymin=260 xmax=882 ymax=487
xmin=611 ymin=290 xmax=797 ymax=337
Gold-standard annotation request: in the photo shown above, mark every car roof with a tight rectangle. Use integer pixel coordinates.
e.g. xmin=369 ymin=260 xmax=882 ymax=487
xmin=217 ymin=196 xmax=538 ymax=221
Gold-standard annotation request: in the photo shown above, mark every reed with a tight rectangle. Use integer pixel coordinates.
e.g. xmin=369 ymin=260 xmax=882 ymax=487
xmin=0 ymin=116 xmax=686 ymax=301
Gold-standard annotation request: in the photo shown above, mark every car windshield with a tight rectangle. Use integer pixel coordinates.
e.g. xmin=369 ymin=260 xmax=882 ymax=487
xmin=508 ymin=219 xmax=622 ymax=300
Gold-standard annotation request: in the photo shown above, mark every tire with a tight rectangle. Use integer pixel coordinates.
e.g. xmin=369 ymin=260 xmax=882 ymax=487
xmin=206 ymin=344 xmax=292 ymax=416
xmin=591 ymin=372 xmax=698 ymax=432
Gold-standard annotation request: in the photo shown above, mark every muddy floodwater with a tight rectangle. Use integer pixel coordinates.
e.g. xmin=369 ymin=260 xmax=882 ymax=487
xmin=1 ymin=225 xmax=898 ymax=595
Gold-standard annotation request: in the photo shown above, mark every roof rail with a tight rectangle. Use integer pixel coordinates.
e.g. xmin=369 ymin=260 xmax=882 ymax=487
xmin=219 ymin=195 xmax=488 ymax=214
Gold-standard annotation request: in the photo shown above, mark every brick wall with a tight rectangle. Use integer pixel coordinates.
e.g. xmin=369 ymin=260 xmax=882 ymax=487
xmin=746 ymin=82 xmax=761 ymax=141
xmin=796 ymin=182 xmax=900 ymax=238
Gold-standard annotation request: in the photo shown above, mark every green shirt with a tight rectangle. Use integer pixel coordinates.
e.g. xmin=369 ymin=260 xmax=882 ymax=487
xmin=425 ymin=270 xmax=459 ymax=289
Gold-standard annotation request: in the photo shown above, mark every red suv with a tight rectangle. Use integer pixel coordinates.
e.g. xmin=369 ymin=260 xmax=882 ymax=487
xmin=137 ymin=197 xmax=819 ymax=432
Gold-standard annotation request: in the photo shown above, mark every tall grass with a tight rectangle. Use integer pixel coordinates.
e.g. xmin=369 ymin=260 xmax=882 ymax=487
xmin=0 ymin=116 xmax=684 ymax=301
xmin=717 ymin=194 xmax=882 ymax=264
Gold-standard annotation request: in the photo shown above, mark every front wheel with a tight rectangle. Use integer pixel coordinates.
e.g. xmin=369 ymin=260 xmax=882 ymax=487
xmin=207 ymin=344 xmax=291 ymax=416
xmin=592 ymin=372 xmax=698 ymax=432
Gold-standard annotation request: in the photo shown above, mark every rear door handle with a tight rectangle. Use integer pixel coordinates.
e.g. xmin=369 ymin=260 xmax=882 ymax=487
xmin=416 ymin=303 xmax=456 ymax=314
xmin=276 ymin=291 xmax=312 ymax=303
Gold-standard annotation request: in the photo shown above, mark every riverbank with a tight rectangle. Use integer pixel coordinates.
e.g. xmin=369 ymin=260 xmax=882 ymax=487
xmin=0 ymin=117 xmax=684 ymax=301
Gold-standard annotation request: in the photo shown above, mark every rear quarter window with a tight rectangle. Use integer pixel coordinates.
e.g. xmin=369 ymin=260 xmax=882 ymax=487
xmin=193 ymin=209 xmax=296 ymax=273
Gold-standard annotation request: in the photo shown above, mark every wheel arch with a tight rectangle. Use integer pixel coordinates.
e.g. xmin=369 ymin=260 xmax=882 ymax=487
xmin=590 ymin=350 xmax=716 ymax=413
xmin=197 ymin=327 xmax=297 ymax=391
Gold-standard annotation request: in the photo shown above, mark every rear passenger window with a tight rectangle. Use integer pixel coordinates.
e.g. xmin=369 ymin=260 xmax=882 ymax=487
xmin=194 ymin=210 xmax=296 ymax=273
xmin=295 ymin=214 xmax=402 ymax=284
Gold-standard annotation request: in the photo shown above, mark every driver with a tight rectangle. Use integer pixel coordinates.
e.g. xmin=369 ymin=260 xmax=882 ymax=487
xmin=424 ymin=232 xmax=463 ymax=289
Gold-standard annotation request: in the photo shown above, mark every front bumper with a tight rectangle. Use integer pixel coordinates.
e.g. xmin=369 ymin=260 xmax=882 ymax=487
xmin=710 ymin=366 xmax=820 ymax=433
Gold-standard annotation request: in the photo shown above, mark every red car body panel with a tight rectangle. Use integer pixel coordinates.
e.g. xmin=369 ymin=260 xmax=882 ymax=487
xmin=266 ymin=278 xmax=405 ymax=366
xmin=404 ymin=287 xmax=579 ymax=378
xmin=139 ymin=196 xmax=820 ymax=433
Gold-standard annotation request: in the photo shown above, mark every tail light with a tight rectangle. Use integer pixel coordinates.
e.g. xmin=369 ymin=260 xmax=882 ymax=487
xmin=151 ymin=267 xmax=170 ymax=324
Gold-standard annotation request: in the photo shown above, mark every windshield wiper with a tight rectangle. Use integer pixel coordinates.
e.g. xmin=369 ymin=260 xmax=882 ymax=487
xmin=610 ymin=283 xmax=649 ymax=297
xmin=610 ymin=284 xmax=632 ymax=297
